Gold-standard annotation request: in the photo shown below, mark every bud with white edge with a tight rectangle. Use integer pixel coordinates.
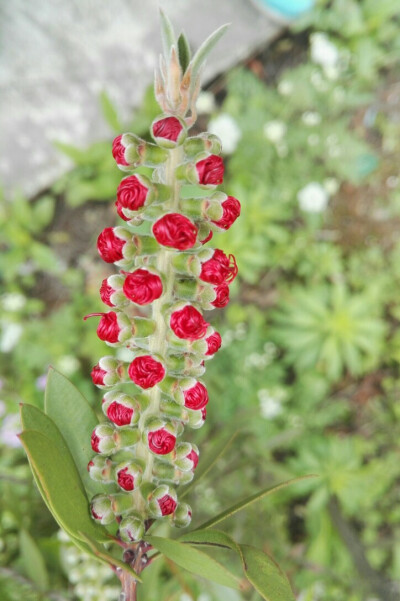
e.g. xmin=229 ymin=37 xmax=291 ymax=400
xmin=119 ymin=514 xmax=145 ymax=543
xmin=102 ymin=391 xmax=148 ymax=427
xmin=112 ymin=133 xmax=168 ymax=171
xmin=187 ymin=406 xmax=207 ymax=429
xmin=147 ymin=484 xmax=178 ymax=517
xmin=90 ymin=494 xmax=115 ymax=525
xmin=151 ymin=115 xmax=187 ymax=148
xmin=145 ymin=417 xmax=177 ymax=456
xmin=152 ymin=461 xmax=194 ymax=485
xmin=87 ymin=456 xmax=114 ymax=483
xmin=90 ymin=356 xmax=125 ymax=388
xmin=91 ymin=423 xmax=140 ymax=455
xmin=100 ymin=274 xmax=127 ymax=308
xmin=183 ymin=133 xmax=222 ymax=157
xmin=173 ymin=442 xmax=199 ymax=471
xmin=115 ymin=460 xmax=143 ymax=491
xmin=176 ymin=154 xmax=224 ymax=189
xmin=171 ymin=502 xmax=192 ymax=528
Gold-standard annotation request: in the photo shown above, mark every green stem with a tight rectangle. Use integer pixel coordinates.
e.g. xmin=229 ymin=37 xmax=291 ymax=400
xmin=133 ymin=145 xmax=184 ymax=511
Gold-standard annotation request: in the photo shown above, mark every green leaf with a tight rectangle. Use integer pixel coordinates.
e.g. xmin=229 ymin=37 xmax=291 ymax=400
xmin=159 ymin=9 xmax=176 ymax=59
xmin=179 ymin=531 xmax=295 ymax=600
xmin=195 ymin=476 xmax=317 ymax=530
xmin=53 ymin=141 xmax=88 ymax=165
xmin=44 ymin=367 xmax=104 ymax=497
xmin=177 ymin=32 xmax=191 ymax=73
xmin=190 ymin=24 xmax=230 ymax=83
xmin=20 ymin=403 xmax=78 ymax=513
xmin=180 ymin=431 xmax=240 ymax=499
xmin=146 ymin=535 xmax=242 ymax=590
xmin=19 ymin=430 xmax=109 ymax=544
xmin=239 ymin=544 xmax=295 ymax=601
xmin=19 ymin=529 xmax=50 ymax=592
xmin=99 ymin=91 xmax=123 ymax=133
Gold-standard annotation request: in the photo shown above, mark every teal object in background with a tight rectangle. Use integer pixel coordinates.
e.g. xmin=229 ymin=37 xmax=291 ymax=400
xmin=256 ymin=0 xmax=314 ymax=18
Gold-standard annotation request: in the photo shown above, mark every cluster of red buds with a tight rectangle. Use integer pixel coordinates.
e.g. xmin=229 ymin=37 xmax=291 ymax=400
xmin=86 ymin=24 xmax=241 ymax=543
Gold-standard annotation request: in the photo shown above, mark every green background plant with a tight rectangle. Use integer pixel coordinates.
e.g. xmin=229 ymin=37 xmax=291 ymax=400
xmin=1 ymin=0 xmax=400 ymax=599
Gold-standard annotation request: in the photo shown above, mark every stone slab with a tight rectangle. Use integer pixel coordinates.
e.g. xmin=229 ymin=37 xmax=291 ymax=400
xmin=0 ymin=0 xmax=283 ymax=197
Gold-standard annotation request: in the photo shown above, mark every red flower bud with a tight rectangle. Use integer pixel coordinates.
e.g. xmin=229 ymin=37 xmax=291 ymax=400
xmin=91 ymin=431 xmax=100 ymax=453
xmin=200 ymin=249 xmax=238 ymax=285
xmin=211 ymin=282 xmax=230 ymax=308
xmin=152 ymin=116 xmax=183 ymax=142
xmin=84 ymin=312 xmax=121 ymax=344
xmin=148 ymin=428 xmax=176 ymax=455
xmin=112 ymin=135 xmax=128 ymax=166
xmin=153 ymin=213 xmax=198 ymax=250
xmin=97 ymin=228 xmax=125 ymax=263
xmin=201 ymin=407 xmax=207 ymax=421
xmin=170 ymin=305 xmax=209 ymax=340
xmin=100 ymin=279 xmax=115 ymax=307
xmin=123 ymin=268 xmax=163 ymax=305
xmin=128 ymin=355 xmax=165 ymax=389
xmin=196 ymin=155 xmax=224 ymax=186
xmin=187 ymin=449 xmax=199 ymax=470
xmin=91 ymin=364 xmax=107 ymax=386
xmin=117 ymin=175 xmax=149 ymax=211
xmin=106 ymin=401 xmax=134 ymax=426
xmin=212 ymin=196 xmax=241 ymax=230
xmin=205 ymin=331 xmax=222 ymax=356
xmin=157 ymin=493 xmax=177 ymax=516
xmin=117 ymin=467 xmax=135 ymax=491
xmin=183 ymin=382 xmax=209 ymax=410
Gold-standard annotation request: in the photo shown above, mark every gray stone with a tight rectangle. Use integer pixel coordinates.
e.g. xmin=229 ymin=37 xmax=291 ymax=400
xmin=0 ymin=0 xmax=283 ymax=198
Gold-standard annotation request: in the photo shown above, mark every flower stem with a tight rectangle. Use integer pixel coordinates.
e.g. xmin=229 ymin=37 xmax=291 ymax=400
xmin=133 ymin=145 xmax=183 ymax=510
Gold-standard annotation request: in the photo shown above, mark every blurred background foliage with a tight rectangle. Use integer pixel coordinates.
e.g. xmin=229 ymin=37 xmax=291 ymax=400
xmin=1 ymin=0 xmax=400 ymax=599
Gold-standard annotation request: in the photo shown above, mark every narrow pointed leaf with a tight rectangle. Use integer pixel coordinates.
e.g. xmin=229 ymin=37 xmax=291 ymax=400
xmin=78 ymin=532 xmax=142 ymax=580
xmin=195 ymin=476 xmax=318 ymax=530
xmin=145 ymin=535 xmax=242 ymax=590
xmin=190 ymin=24 xmax=230 ymax=82
xmin=45 ymin=367 xmax=104 ymax=497
xmin=19 ymin=430 xmax=109 ymax=543
xmin=177 ymin=32 xmax=191 ymax=73
xmin=19 ymin=529 xmax=50 ymax=592
xmin=179 ymin=529 xmax=240 ymax=553
xmin=180 ymin=430 xmax=240 ymax=499
xmin=239 ymin=544 xmax=295 ymax=601
xmin=20 ymin=403 xmax=88 ymax=504
xmin=180 ymin=530 xmax=295 ymax=600
xmin=159 ymin=9 xmax=176 ymax=60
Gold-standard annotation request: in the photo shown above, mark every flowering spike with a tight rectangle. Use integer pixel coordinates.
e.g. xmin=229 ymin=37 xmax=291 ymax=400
xmin=85 ymin=18 xmax=237 ymax=539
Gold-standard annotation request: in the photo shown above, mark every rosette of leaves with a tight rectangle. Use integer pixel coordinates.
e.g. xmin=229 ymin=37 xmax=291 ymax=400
xmin=19 ymin=12 xmax=308 ymax=601
xmin=270 ymin=283 xmax=386 ymax=382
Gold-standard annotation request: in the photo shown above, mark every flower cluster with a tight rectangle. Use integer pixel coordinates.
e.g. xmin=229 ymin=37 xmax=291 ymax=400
xmin=86 ymin=72 xmax=240 ymax=544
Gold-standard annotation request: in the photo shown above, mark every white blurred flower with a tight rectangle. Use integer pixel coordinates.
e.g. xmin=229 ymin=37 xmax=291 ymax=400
xmin=258 ymin=390 xmax=283 ymax=419
xmin=0 ymin=414 xmax=21 ymax=448
xmin=208 ymin=113 xmax=241 ymax=154
xmin=263 ymin=120 xmax=287 ymax=144
xmin=56 ymin=355 xmax=80 ymax=376
xmin=302 ymin=111 xmax=321 ymax=126
xmin=0 ymin=322 xmax=23 ymax=352
xmin=297 ymin=182 xmax=329 ymax=213
xmin=278 ymin=80 xmax=294 ymax=96
xmin=196 ymin=91 xmax=216 ymax=114
xmin=1 ymin=293 xmax=26 ymax=312
xmin=310 ymin=33 xmax=340 ymax=74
